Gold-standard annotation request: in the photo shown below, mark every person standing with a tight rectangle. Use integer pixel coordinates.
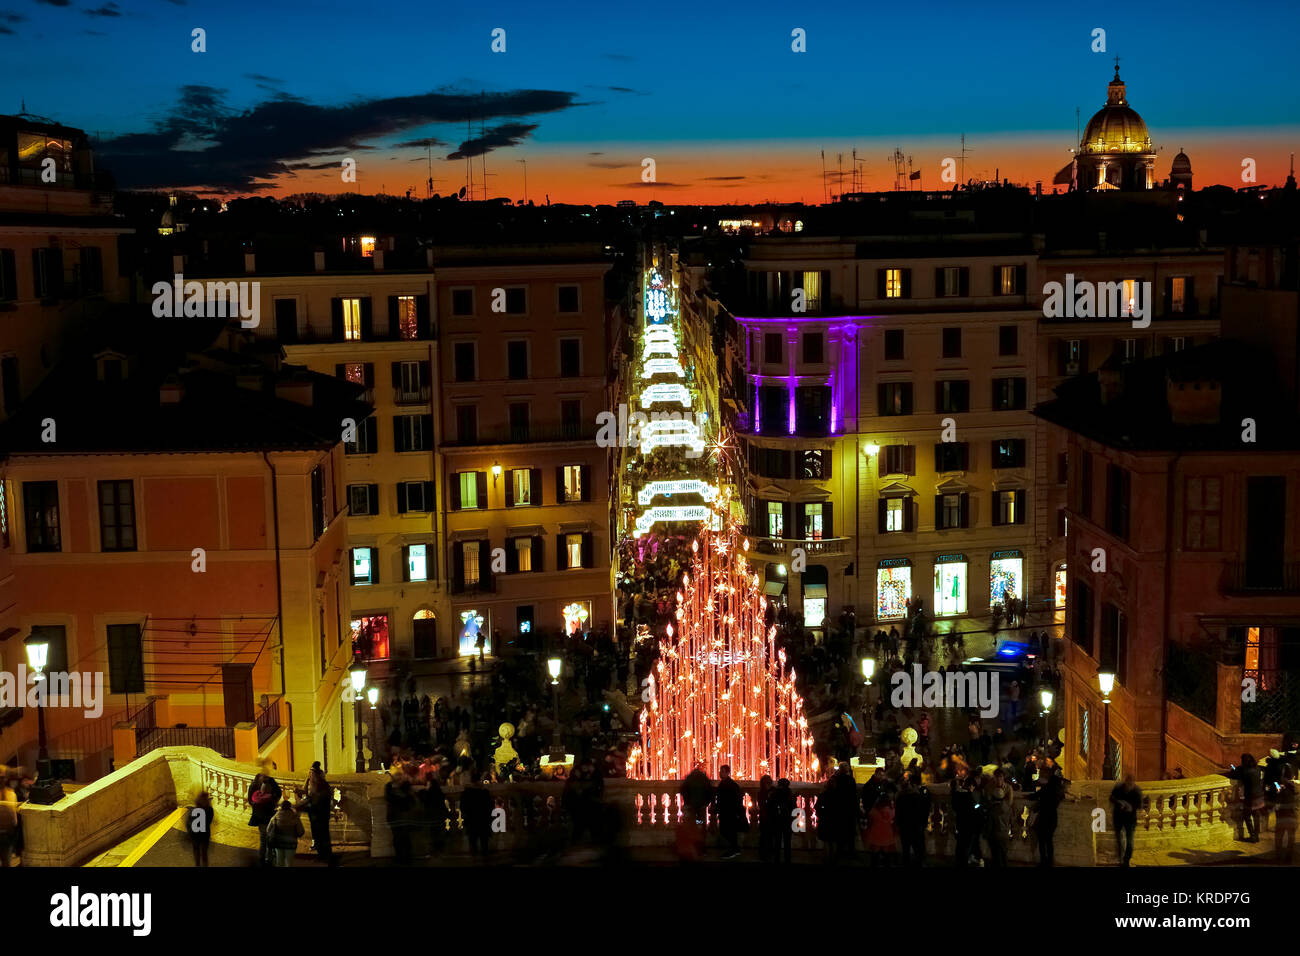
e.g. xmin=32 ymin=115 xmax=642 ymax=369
xmin=1032 ymin=764 xmax=1067 ymax=867
xmin=1228 ymin=753 xmax=1264 ymax=842
xmin=420 ymin=776 xmax=450 ymax=858
xmin=265 ymin=800 xmax=304 ymax=867
xmin=715 ymin=765 xmax=745 ymax=860
xmin=187 ymin=791 xmax=215 ymax=867
xmin=459 ymin=774 xmax=495 ymax=858
xmin=766 ymin=778 xmax=795 ymax=864
xmin=984 ymin=768 xmax=1013 ymax=867
xmin=1109 ymin=773 xmax=1143 ymax=866
xmin=248 ymin=780 xmax=279 ymax=866
xmin=301 ymin=762 xmax=335 ymax=864
xmin=864 ymin=794 xmax=896 ymax=866
xmin=385 ymin=772 xmax=416 ymax=865
xmin=1275 ymin=766 xmax=1298 ymax=863
xmin=895 ymin=772 xmax=931 ymax=867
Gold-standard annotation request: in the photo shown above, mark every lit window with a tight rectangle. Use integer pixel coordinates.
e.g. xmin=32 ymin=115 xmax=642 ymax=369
xmin=885 ymin=498 xmax=905 ymax=532
xmin=990 ymin=555 xmax=1023 ymax=607
xmin=1122 ymin=279 xmax=1138 ymax=316
xmin=344 ymin=363 xmax=365 ymax=385
xmin=342 ymin=297 xmax=362 ymax=340
xmin=800 ymin=271 xmax=822 ymax=311
xmin=359 ymin=236 xmax=376 ymax=257
xmin=999 ymin=265 xmax=1017 ymax=295
xmin=885 ymin=268 xmax=903 ymax=298
xmin=566 ymin=533 xmax=583 ymax=569
xmin=407 ymin=544 xmax=428 ymax=582
xmin=1054 ymin=566 xmax=1067 ymax=609
xmin=876 ymin=563 xmax=911 ymax=620
xmin=941 ymin=267 xmax=961 ymax=296
xmin=512 ymin=469 xmax=532 ymax=506
xmin=563 ymin=465 xmax=582 ymax=502
xmin=458 ymin=472 xmax=478 ymax=509
xmin=397 ymin=295 xmax=418 ymax=339
xmin=767 ymin=502 xmax=783 ymax=538
xmin=351 ymin=547 xmax=374 ymax=585
xmin=934 ymin=561 xmax=967 ymax=616
xmin=804 ymin=502 xmax=823 ymax=540
xmin=463 ymin=541 xmax=480 ymax=586
xmin=515 ymin=537 xmax=532 ymax=572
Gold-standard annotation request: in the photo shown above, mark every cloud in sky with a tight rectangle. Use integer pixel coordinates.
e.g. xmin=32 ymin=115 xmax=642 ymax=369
xmin=96 ymin=85 xmax=580 ymax=192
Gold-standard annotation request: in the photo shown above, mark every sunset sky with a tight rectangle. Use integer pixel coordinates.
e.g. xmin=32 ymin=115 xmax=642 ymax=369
xmin=5 ymin=0 xmax=1297 ymax=202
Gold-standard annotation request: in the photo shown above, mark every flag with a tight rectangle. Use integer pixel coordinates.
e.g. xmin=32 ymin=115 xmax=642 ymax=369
xmin=1052 ymin=161 xmax=1074 ymax=186
xmin=909 ymin=170 xmax=921 ymax=181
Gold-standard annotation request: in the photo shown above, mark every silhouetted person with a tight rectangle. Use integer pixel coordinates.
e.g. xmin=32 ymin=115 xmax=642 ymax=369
xmin=460 ymin=776 xmax=495 ymax=858
xmin=766 ymin=778 xmax=795 ymax=864
xmin=1032 ymin=765 xmax=1067 ymax=867
xmin=301 ymin=762 xmax=335 ymax=864
xmin=715 ymin=765 xmax=745 ymax=859
xmin=895 ymin=772 xmax=931 ymax=866
xmin=1109 ymin=773 xmax=1143 ymax=866
xmin=265 ymin=800 xmax=304 ymax=867
xmin=187 ymin=791 xmax=214 ymax=867
xmin=385 ymin=773 xmax=416 ymax=865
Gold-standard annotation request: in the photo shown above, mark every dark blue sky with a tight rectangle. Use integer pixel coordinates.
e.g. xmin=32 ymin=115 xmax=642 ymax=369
xmin=4 ymin=0 xmax=1296 ymax=198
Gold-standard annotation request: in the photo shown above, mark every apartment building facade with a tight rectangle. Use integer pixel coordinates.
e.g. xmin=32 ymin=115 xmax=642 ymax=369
xmin=434 ymin=244 xmax=614 ymax=650
xmin=0 ymin=114 xmax=131 ymax=424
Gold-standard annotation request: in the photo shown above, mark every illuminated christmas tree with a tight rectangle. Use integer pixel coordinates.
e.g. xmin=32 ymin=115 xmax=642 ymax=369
xmin=629 ymin=517 xmax=820 ymax=782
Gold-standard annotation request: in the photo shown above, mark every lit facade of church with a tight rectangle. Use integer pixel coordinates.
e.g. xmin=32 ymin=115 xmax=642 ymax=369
xmin=1076 ymin=62 xmax=1158 ymax=190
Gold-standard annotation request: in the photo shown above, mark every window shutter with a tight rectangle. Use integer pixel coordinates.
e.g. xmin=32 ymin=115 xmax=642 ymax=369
xmin=876 ymin=269 xmax=886 ymax=299
xmin=992 ymin=491 xmax=1001 ymax=526
xmin=530 ymin=468 xmax=542 ymax=503
xmin=823 ymin=451 xmax=832 ymax=479
xmin=933 ymin=267 xmax=944 ymax=296
xmin=794 ymin=503 xmax=806 ymax=538
xmin=388 ymin=296 xmax=398 ymax=331
xmin=452 ymin=542 xmax=464 ymax=592
xmin=877 ymin=383 xmax=886 ymax=414
xmin=933 ymin=443 xmax=942 ymax=472
xmin=1015 ymin=265 xmax=1026 ymax=295
xmin=1162 ymin=277 xmax=1173 ymax=316
xmin=364 ymin=417 xmax=377 ymax=453
xmin=959 ymin=267 xmax=969 ymax=296
xmin=960 ymin=493 xmax=970 ymax=529
xmin=1057 ymin=341 xmax=1069 ymax=375
xmin=782 ymin=502 xmax=793 ymax=539
xmin=363 ymin=364 xmax=375 ymax=387
xmin=416 ymin=294 xmax=431 ymax=337
xmin=581 ymin=532 xmax=593 ymax=569
xmin=49 ymin=249 xmax=63 ymax=296
xmin=421 ymin=415 xmax=433 ymax=448
xmin=476 ymin=471 xmax=487 ymax=506
xmin=821 ymin=270 xmax=830 ymax=306
xmin=934 ymin=494 xmax=944 ymax=530
xmin=335 ymin=363 xmax=344 ymax=379
xmin=391 ymin=362 xmax=401 ymax=388
xmin=331 ymin=298 xmax=344 ymax=340
xmin=900 ymin=269 xmax=911 ymax=299
xmin=1015 ymin=489 xmax=1027 ymax=524
xmin=396 ymin=484 xmax=408 ymax=514
xmin=556 ymin=534 xmax=566 ymax=570
xmin=506 ymin=539 xmax=519 ymax=573
xmin=359 ymin=296 xmax=373 ymax=340
xmin=478 ymin=539 xmax=492 ymax=588
xmin=531 ymin=536 xmax=543 ymax=572
xmin=580 ymin=464 xmax=591 ymax=502
xmin=370 ymin=548 xmax=379 ymax=585
xmin=0 ymin=250 xmax=15 ymax=300
xmin=905 ymin=445 xmax=916 ymax=474
xmin=505 ymin=471 xmax=515 ymax=507
xmin=934 ymin=381 xmax=944 ymax=413
xmin=877 ymin=498 xmax=887 ymax=534
xmin=555 ymin=467 xmax=565 ymax=504
xmin=1015 ymin=378 xmax=1027 ymax=408
xmin=393 ymin=417 xmax=404 ymax=453
xmin=368 ymin=484 xmax=379 ymax=513
xmin=992 ymin=266 xmax=1001 ymax=294
xmin=1079 ymin=340 xmax=1090 ymax=370
xmin=401 ymin=545 xmax=411 ymax=582
xmin=1185 ymin=277 xmax=1196 ymax=314
xmin=823 ymin=500 xmax=834 ymax=537
xmin=903 ymin=497 xmax=915 ymax=532
xmin=450 ymin=474 xmax=461 ymax=511
xmin=423 ymin=481 xmax=434 ymax=509
xmin=418 ymin=361 xmax=431 ymax=389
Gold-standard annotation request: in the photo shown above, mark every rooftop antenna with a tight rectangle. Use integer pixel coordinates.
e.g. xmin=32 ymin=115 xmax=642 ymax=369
xmin=854 ymin=153 xmax=867 ymax=194
xmin=820 ymin=149 xmax=828 ymax=205
xmin=889 ymin=147 xmax=906 ymax=191
xmin=959 ymin=134 xmax=972 ymax=185
xmin=518 ymin=158 xmax=528 ymax=204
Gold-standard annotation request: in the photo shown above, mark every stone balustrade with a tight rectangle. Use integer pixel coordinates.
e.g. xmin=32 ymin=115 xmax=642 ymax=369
xmin=19 ymin=744 xmax=1238 ymax=867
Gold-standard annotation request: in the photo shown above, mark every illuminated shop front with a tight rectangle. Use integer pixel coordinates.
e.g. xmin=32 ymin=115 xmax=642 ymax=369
xmin=458 ymin=609 xmax=488 ymax=656
xmin=876 ymin=559 xmax=912 ymax=621
xmin=351 ymin=614 xmax=390 ymax=660
xmin=1054 ymin=564 xmax=1067 ymax=609
xmin=934 ymin=554 xmax=968 ymax=616
xmin=802 ymin=565 xmax=829 ymax=629
xmin=989 ymin=550 xmax=1024 ymax=606
xmin=563 ymin=601 xmax=592 ymax=636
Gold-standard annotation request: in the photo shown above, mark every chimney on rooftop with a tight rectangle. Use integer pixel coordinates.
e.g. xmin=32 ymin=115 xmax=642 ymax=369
xmin=1166 ymin=373 xmax=1222 ymax=425
xmin=159 ymin=376 xmax=184 ymax=405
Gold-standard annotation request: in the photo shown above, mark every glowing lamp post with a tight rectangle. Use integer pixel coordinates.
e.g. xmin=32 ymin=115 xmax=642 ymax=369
xmin=1040 ymin=687 xmax=1054 ymax=745
xmin=1098 ymin=669 xmax=1116 ymax=779
xmin=24 ymin=631 xmax=64 ymax=804
xmin=861 ymin=656 xmax=876 ymax=685
xmin=547 ymin=656 xmax=566 ymax=763
xmin=366 ymin=685 xmax=382 ymax=771
xmin=349 ymin=657 xmax=368 ymax=773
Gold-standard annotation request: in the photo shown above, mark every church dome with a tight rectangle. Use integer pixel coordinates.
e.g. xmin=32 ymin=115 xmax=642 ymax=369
xmin=1080 ymin=68 xmax=1152 ymax=155
xmin=1171 ymin=150 xmax=1192 ymax=173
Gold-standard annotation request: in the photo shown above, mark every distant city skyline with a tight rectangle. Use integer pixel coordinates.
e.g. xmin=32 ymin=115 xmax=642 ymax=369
xmin=4 ymin=0 xmax=1297 ymax=201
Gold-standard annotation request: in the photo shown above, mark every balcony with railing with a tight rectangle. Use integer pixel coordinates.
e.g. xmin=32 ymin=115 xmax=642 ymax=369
xmin=393 ymin=385 xmax=432 ymax=405
xmin=1220 ymin=561 xmax=1300 ymax=595
xmin=442 ymin=423 xmax=597 ymax=447
xmin=748 ymin=536 xmax=851 ymax=557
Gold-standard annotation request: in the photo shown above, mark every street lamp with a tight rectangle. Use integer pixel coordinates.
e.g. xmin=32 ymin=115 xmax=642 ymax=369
xmin=23 ymin=632 xmax=64 ymax=804
xmin=491 ymin=462 xmax=503 ymax=487
xmin=547 ymin=656 xmax=565 ymax=762
xmin=349 ymin=657 xmax=368 ymax=773
xmin=1039 ymin=687 xmax=1054 ymax=746
xmin=1098 ymin=668 xmax=1116 ymax=780
xmin=365 ymin=685 xmax=381 ymax=771
xmin=860 ymin=656 xmax=876 ymax=685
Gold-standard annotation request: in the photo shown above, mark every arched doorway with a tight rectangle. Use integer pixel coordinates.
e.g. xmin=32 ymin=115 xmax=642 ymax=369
xmin=413 ymin=608 xmax=437 ymax=659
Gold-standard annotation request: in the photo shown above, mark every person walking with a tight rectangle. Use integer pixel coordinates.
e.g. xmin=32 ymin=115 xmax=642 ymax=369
xmin=984 ymin=768 xmax=1014 ymax=867
xmin=266 ymin=800 xmax=304 ymax=866
xmin=1275 ymin=766 xmax=1298 ymax=863
xmin=864 ymin=794 xmax=896 ymax=866
xmin=420 ymin=776 xmax=450 ymax=857
xmin=715 ymin=765 xmax=745 ymax=860
xmin=187 ymin=791 xmax=215 ymax=867
xmin=951 ymin=769 xmax=982 ymax=867
xmin=1109 ymin=773 xmax=1143 ymax=866
xmin=1228 ymin=753 xmax=1264 ymax=842
xmin=385 ymin=772 xmax=416 ymax=865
